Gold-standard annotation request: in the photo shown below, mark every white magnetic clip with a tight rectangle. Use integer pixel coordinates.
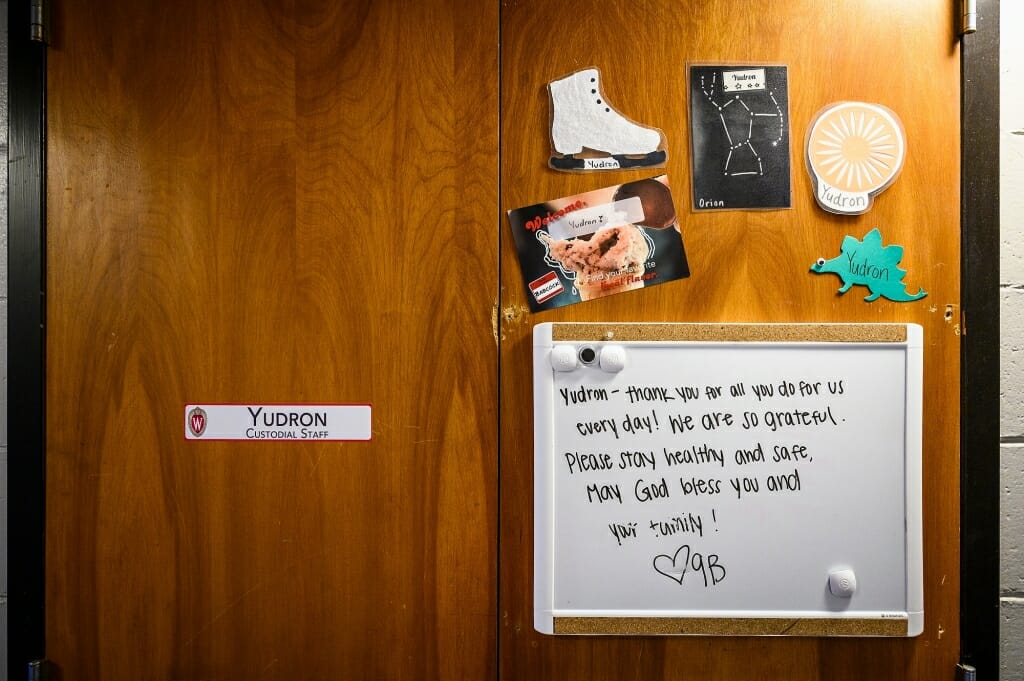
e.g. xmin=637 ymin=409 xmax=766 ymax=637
xmin=599 ymin=345 xmax=626 ymax=373
xmin=550 ymin=345 xmax=578 ymax=372
xmin=828 ymin=569 xmax=857 ymax=598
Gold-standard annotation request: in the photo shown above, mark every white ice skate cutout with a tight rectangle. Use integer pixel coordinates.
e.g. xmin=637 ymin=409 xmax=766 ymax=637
xmin=547 ymin=67 xmax=667 ymax=172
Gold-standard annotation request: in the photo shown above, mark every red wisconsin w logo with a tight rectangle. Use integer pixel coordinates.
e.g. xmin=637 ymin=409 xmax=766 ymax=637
xmin=188 ymin=407 xmax=207 ymax=437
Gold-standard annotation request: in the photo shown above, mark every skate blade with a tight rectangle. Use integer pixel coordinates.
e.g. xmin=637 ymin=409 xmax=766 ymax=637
xmin=550 ymin=150 xmax=667 ymax=171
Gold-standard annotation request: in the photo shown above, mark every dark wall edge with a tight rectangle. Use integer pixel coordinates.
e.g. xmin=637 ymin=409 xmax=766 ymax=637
xmin=960 ymin=0 xmax=1000 ymax=673
xmin=7 ymin=0 xmax=47 ymax=676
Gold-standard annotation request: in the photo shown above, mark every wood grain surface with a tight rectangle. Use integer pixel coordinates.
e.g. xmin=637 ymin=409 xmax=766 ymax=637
xmin=44 ymin=0 xmax=962 ymax=678
xmin=499 ymin=1 xmax=960 ymax=680
xmin=46 ymin=1 xmax=497 ymax=679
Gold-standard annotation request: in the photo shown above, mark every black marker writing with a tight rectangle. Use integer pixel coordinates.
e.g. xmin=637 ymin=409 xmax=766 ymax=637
xmin=560 ymin=385 xmax=610 ymax=406
xmin=674 ymin=386 xmax=700 ymax=402
xmin=576 ymin=418 xmax=619 ymax=439
xmin=653 ymin=544 xmax=727 ymax=587
xmin=586 ymin=483 xmax=622 ymax=504
xmin=619 ymin=450 xmax=657 ymax=471
xmin=663 ymin=444 xmax=725 ymax=468
xmin=762 ymin=406 xmax=838 ymax=431
xmin=625 ymin=386 xmax=675 ymax=403
xmin=621 ymin=410 xmax=659 ymax=435
xmin=669 ymin=413 xmax=696 ymax=433
xmin=564 ymin=451 xmax=615 ymax=475
xmin=649 ymin=511 xmax=705 ymax=538
xmin=609 ymin=521 xmax=638 ymax=546
xmin=634 ymin=477 xmax=671 ymax=502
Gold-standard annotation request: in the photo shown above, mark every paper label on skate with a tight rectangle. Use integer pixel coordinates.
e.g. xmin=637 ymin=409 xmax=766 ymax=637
xmin=506 ymin=176 xmax=691 ymax=312
xmin=722 ymin=68 xmax=766 ymax=92
xmin=583 ymin=158 xmax=621 ymax=171
xmin=547 ymin=197 xmax=645 ymax=241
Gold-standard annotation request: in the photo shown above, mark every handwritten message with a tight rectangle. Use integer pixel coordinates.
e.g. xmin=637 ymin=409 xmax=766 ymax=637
xmin=556 ymin=376 xmax=850 ymax=590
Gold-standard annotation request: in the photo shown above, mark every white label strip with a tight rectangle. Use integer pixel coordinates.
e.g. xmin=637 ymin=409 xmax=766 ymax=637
xmin=547 ymin=196 xmax=645 ymax=240
xmin=583 ymin=158 xmax=621 ymax=171
xmin=722 ymin=68 xmax=766 ymax=92
xmin=185 ymin=404 xmax=372 ymax=441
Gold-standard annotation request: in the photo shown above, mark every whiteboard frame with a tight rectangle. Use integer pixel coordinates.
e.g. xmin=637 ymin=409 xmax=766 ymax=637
xmin=533 ymin=322 xmax=924 ymax=637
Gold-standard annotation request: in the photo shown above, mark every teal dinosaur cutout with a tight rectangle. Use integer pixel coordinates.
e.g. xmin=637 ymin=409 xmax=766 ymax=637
xmin=810 ymin=228 xmax=927 ymax=303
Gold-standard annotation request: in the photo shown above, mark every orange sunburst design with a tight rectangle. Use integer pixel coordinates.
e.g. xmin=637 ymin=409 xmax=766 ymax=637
xmin=806 ymin=102 xmax=905 ymax=215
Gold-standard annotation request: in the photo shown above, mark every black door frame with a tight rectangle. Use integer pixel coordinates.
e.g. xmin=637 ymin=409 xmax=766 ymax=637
xmin=8 ymin=0 xmax=48 ymax=676
xmin=6 ymin=0 xmax=1001 ymax=676
xmin=959 ymin=0 xmax=1001 ymax=672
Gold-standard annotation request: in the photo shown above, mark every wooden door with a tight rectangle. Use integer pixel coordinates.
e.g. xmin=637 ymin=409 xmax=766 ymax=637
xmin=45 ymin=0 xmax=962 ymax=678
xmin=46 ymin=1 xmax=497 ymax=679
xmin=499 ymin=1 xmax=960 ymax=680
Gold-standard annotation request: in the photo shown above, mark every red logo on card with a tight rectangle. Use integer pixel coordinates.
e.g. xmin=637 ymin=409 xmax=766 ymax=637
xmin=529 ymin=271 xmax=564 ymax=304
xmin=188 ymin=407 xmax=207 ymax=437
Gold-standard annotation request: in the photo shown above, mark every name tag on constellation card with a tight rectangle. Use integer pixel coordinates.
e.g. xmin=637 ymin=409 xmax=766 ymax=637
xmin=722 ymin=68 xmax=767 ymax=92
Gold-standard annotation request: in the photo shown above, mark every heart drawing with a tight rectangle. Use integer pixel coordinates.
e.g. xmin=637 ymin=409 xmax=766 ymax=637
xmin=653 ymin=545 xmax=689 ymax=584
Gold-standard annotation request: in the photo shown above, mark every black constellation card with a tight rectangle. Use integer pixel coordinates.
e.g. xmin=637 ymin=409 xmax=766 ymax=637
xmin=688 ymin=64 xmax=791 ymax=211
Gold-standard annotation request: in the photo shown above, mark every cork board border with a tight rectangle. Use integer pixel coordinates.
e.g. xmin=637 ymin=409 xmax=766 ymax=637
xmin=550 ymin=323 xmax=907 ymax=344
xmin=553 ymin=616 xmax=909 ymax=637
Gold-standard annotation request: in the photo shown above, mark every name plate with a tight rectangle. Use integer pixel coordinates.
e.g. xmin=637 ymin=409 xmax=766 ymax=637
xmin=185 ymin=404 xmax=372 ymax=441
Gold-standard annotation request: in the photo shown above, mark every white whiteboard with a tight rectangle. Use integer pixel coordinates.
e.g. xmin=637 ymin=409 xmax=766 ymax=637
xmin=533 ymin=323 xmax=923 ymax=637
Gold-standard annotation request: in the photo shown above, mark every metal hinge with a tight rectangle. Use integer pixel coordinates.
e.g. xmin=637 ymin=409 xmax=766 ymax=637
xmin=27 ymin=659 xmax=51 ymax=681
xmin=960 ymin=0 xmax=977 ymax=35
xmin=957 ymin=663 xmax=977 ymax=681
xmin=29 ymin=0 xmax=49 ymax=44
